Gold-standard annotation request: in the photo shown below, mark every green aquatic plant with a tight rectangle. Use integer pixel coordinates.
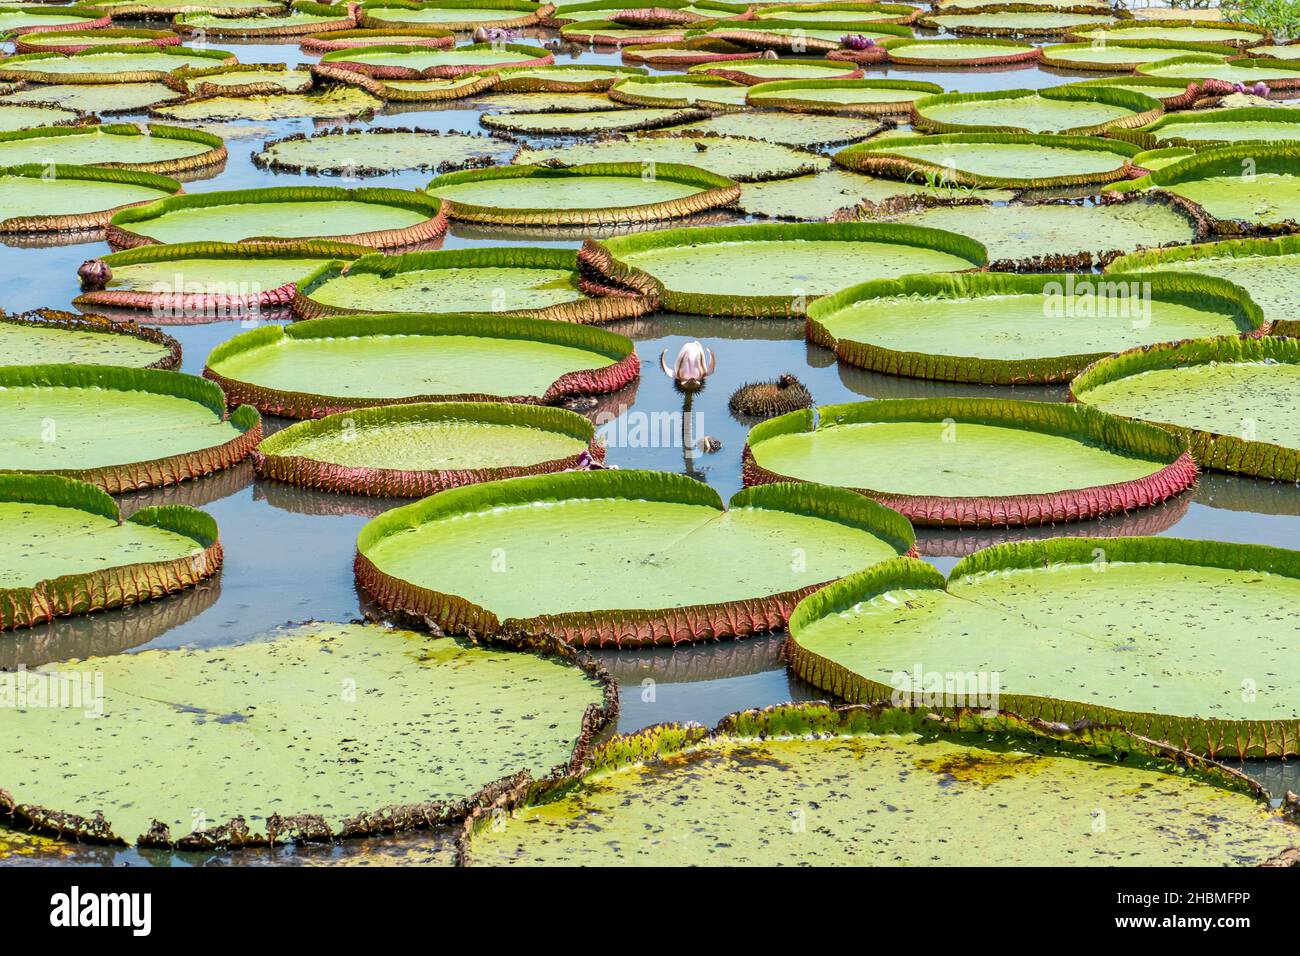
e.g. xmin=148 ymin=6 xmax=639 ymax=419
xmin=0 ymin=308 xmax=180 ymax=369
xmin=0 ymin=164 xmax=181 ymax=234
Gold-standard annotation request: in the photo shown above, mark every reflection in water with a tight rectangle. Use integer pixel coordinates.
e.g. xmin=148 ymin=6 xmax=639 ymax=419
xmin=1196 ymin=472 xmax=1300 ymax=517
xmin=253 ymin=478 xmax=411 ymax=520
xmin=117 ymin=459 xmax=255 ymax=516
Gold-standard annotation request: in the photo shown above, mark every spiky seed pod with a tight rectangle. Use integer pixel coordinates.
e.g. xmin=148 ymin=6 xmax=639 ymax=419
xmin=729 ymin=374 xmax=813 ymax=418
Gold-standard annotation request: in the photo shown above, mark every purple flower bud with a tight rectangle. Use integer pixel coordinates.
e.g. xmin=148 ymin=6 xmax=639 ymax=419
xmin=1233 ymin=82 xmax=1247 ymax=94
xmin=842 ymin=34 xmax=874 ymax=50
xmin=1253 ymin=82 xmax=1271 ymax=97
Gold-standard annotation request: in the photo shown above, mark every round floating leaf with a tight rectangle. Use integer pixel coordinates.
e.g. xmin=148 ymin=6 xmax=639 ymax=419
xmin=356 ymin=469 xmax=915 ymax=646
xmin=620 ymin=37 xmax=760 ymax=65
xmin=492 ymin=63 xmax=647 ymax=92
xmin=701 ymin=20 xmax=910 ymax=54
xmin=203 ymin=312 xmax=640 ymax=418
xmin=0 ymin=122 xmax=225 ymax=175
xmin=0 ymin=81 xmax=184 ymax=114
xmin=461 ymin=702 xmax=1300 ymax=863
xmin=877 ymin=37 xmax=1040 ymax=66
xmin=0 ymin=364 xmax=261 ymax=492
xmin=152 ymin=85 xmax=383 ymax=120
xmin=744 ymin=398 xmax=1195 ymax=526
xmin=750 ymin=2 xmax=919 ymax=25
xmin=1060 ymin=75 xmax=1205 ymax=109
xmin=1132 ymin=145 xmax=1196 ymax=171
xmin=107 ymin=185 xmax=447 ymax=249
xmin=745 ymin=78 xmax=944 ymax=116
xmin=13 ymin=28 xmax=180 ymax=56
xmin=669 ymin=109 xmax=880 ymax=147
xmin=918 ymin=8 xmax=1116 ymax=36
xmin=737 ymin=167 xmax=937 ymax=219
xmin=425 ymin=162 xmax=740 ymax=227
xmin=256 ymin=128 xmax=515 ymax=175
xmin=0 ymin=6 xmax=111 ymax=37
xmin=479 ymin=105 xmax=707 ymax=135
xmin=788 ymin=538 xmax=1300 ymax=757
xmin=806 ymin=270 xmax=1265 ymax=385
xmin=360 ymin=0 xmax=551 ymax=30
xmin=1039 ymin=40 xmax=1236 ymax=71
xmin=560 ymin=19 xmax=687 ymax=44
xmin=477 ymin=90 xmax=627 ymax=112
xmin=1252 ymin=43 xmax=1300 ymax=60
xmin=294 ymin=246 xmax=651 ymax=323
xmin=688 ymin=56 xmax=862 ymax=84
xmin=1137 ymin=53 xmax=1300 ymax=89
xmin=0 ymin=473 xmax=221 ymax=632
xmin=1139 ymin=107 xmax=1300 ymax=147
xmin=317 ymin=65 xmax=494 ymax=101
xmin=319 ymin=41 xmax=553 ymax=78
xmin=911 ymin=86 xmax=1162 ymax=136
xmin=1068 ymin=20 xmax=1268 ymax=47
xmin=179 ymin=64 xmax=315 ymax=96
xmin=255 ymin=401 xmax=601 ymax=496
xmin=174 ymin=1 xmax=357 ymax=36
xmin=580 ymin=220 xmax=986 ymax=316
xmin=514 ymin=132 xmax=829 ymax=182
xmin=0 ymin=45 xmax=235 ymax=84
xmin=547 ymin=0 xmax=709 ymax=26
xmin=609 ymin=74 xmax=750 ymax=109
xmin=0 ymin=621 xmax=610 ymax=844
xmin=835 ymin=132 xmax=1141 ymax=188
xmin=0 ymin=164 xmax=181 ymax=234
xmin=0 ymin=309 xmax=179 ymax=369
xmin=298 ymin=26 xmax=455 ymax=53
xmin=1071 ymin=335 xmax=1300 ymax=482
xmin=74 ymin=239 xmax=372 ymax=319
xmin=880 ymin=195 xmax=1201 ymax=271
xmin=82 ymin=0 xmax=286 ymax=15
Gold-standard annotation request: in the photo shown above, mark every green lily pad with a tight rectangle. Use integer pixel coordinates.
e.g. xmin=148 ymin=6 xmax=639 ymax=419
xmin=1137 ymin=53 xmax=1300 ymax=87
xmin=476 ymin=90 xmax=629 ymax=112
xmin=12 ymin=27 xmax=180 ymax=54
xmin=806 ymin=270 xmax=1263 ymax=384
xmin=1132 ymin=145 xmax=1196 ymax=170
xmin=298 ymin=26 xmax=455 ymax=52
xmin=561 ymin=20 xmax=689 ymax=44
xmin=256 ymin=128 xmax=515 ymax=175
xmin=0 ymin=101 xmax=80 ymax=132
xmin=0 ymin=165 xmax=181 ymax=234
xmin=293 ymin=246 xmax=648 ymax=323
xmin=152 ymin=86 xmax=383 ymax=121
xmin=609 ymin=74 xmax=750 ymax=109
xmin=911 ymin=86 xmax=1162 ymax=136
xmin=744 ymin=398 xmax=1194 ymax=526
xmin=0 ymin=365 xmax=260 ymax=491
xmin=737 ymin=168 xmax=932 ymax=219
xmin=670 ymin=109 xmax=879 ymax=147
xmin=745 ymin=78 xmax=944 ymax=116
xmin=877 ymin=37 xmax=1039 ymax=65
xmin=174 ymin=3 xmax=353 ymax=36
xmin=688 ymin=57 xmax=861 ymax=83
xmin=1253 ymin=43 xmax=1300 ymax=60
xmin=0 ymin=123 xmax=224 ymax=174
xmin=492 ymin=64 xmax=647 ymax=92
xmin=360 ymin=0 xmax=548 ymax=29
xmin=1062 ymin=75 xmax=1203 ymax=108
xmin=203 ymin=313 xmax=638 ymax=418
xmin=0 ymin=7 xmax=108 ymax=36
xmin=882 ymin=197 xmax=1200 ymax=270
xmin=751 ymin=3 xmax=918 ymax=24
xmin=918 ymin=10 xmax=1115 ymax=35
xmin=621 ymin=38 xmax=759 ymax=64
xmin=702 ymin=21 xmax=908 ymax=53
xmin=0 ymin=621 xmax=609 ymax=844
xmin=514 ymin=132 xmax=829 ymax=182
xmin=0 ymin=46 xmax=235 ymax=84
xmin=108 ymin=186 xmax=445 ymax=248
xmin=74 ymin=239 xmax=371 ymax=318
xmin=788 ymin=538 xmax=1300 ymax=757
xmin=254 ymin=402 xmax=599 ymax=496
xmin=1107 ymin=235 xmax=1300 ymax=333
xmin=425 ymin=162 xmax=738 ymax=227
xmin=1070 ymin=335 xmax=1300 ymax=482
xmin=1039 ymin=41 xmax=1235 ymax=71
xmin=181 ymin=65 xmax=315 ymax=95
xmin=355 ymin=469 xmax=914 ymax=646
xmin=836 ymin=132 xmax=1141 ymax=189
xmin=319 ymin=42 xmax=552 ymax=77
xmin=582 ymin=221 xmax=985 ymax=316
xmin=0 ymin=81 xmax=183 ymax=114
xmin=1070 ymin=22 xmax=1268 ymax=46
xmin=480 ymin=106 xmax=704 ymax=135
xmin=83 ymin=0 xmax=285 ymax=15
xmin=0 ymin=474 xmax=220 ymax=631
xmin=0 ymin=310 xmax=178 ymax=368
xmin=1141 ymin=107 xmax=1300 ymax=146
xmin=462 ymin=703 xmax=1300 ymax=864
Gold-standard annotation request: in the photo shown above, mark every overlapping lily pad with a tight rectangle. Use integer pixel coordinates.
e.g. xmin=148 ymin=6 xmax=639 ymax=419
xmin=0 ymin=164 xmax=181 ymax=234
xmin=1068 ymin=20 xmax=1268 ymax=47
xmin=153 ymin=84 xmax=383 ymax=120
xmin=426 ymin=162 xmax=739 ymax=227
xmin=738 ymin=167 xmax=936 ymax=219
xmin=460 ymin=702 xmax=1300 ymax=864
xmin=745 ymin=78 xmax=943 ymax=115
xmin=744 ymin=398 xmax=1196 ymax=526
xmin=174 ymin=1 xmax=357 ymax=36
xmin=0 ymin=46 xmax=235 ymax=84
xmin=293 ymin=247 xmax=651 ymax=323
xmin=256 ymin=128 xmax=515 ymax=175
xmin=255 ymin=402 xmax=602 ymax=496
xmin=0 ymin=80 xmax=184 ymax=114
xmin=806 ymin=271 xmax=1265 ymax=384
xmin=82 ymin=0 xmax=285 ymax=15
xmin=579 ymin=221 xmax=986 ymax=316
xmin=836 ymin=132 xmax=1141 ymax=188
xmin=669 ymin=109 xmax=880 ymax=147
xmin=74 ymin=239 xmax=371 ymax=318
xmin=1061 ymin=75 xmax=1205 ymax=109
xmin=1039 ymin=40 xmax=1235 ymax=71
xmin=298 ymin=26 xmax=454 ymax=52
xmin=179 ymin=64 xmax=315 ymax=96
xmin=0 ymin=364 xmax=261 ymax=491
xmin=688 ymin=56 xmax=862 ymax=84
xmin=0 ymin=6 xmax=110 ymax=37
xmin=204 ymin=313 xmax=640 ymax=418
xmin=514 ymin=132 xmax=829 ymax=181
xmin=356 ymin=469 xmax=915 ymax=646
xmin=876 ymin=37 xmax=1040 ymax=66
xmin=107 ymin=185 xmax=447 ymax=249
xmin=0 ymin=309 xmax=179 ymax=369
xmin=0 ymin=101 xmax=81 ymax=132
xmin=561 ymin=19 xmax=687 ymax=45
xmin=609 ymin=73 xmax=749 ymax=109
xmin=359 ymin=0 xmax=551 ymax=30
xmin=701 ymin=19 xmax=911 ymax=54
xmin=918 ymin=8 xmax=1116 ymax=36
xmin=620 ymin=37 xmax=759 ymax=65
xmin=1139 ymin=107 xmax=1300 ymax=146
xmin=787 ymin=538 xmax=1300 ymax=757
xmin=480 ymin=105 xmax=706 ymax=134
xmin=320 ymin=41 xmax=553 ymax=78
xmin=0 ymin=122 xmax=225 ymax=174
xmin=1137 ymin=53 xmax=1300 ymax=89
xmin=1071 ymin=335 xmax=1300 ymax=481
xmin=14 ymin=28 xmax=179 ymax=57
xmin=750 ymin=2 xmax=919 ymax=25
xmin=0 ymin=621 xmax=611 ymax=844
xmin=911 ymin=86 xmax=1161 ymax=135
xmin=0 ymin=474 xmax=221 ymax=632
xmin=492 ymin=63 xmax=646 ymax=92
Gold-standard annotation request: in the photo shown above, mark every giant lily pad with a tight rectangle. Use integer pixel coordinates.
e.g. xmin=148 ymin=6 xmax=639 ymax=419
xmin=0 ymin=474 xmax=221 ymax=631
xmin=580 ymin=221 xmax=986 ymax=316
xmin=319 ymin=42 xmax=553 ymax=78
xmin=460 ymin=703 xmax=1300 ymax=863
xmin=881 ymin=195 xmax=1201 ymax=271
xmin=806 ymin=271 xmax=1264 ymax=384
xmin=911 ymin=86 xmax=1162 ymax=136
xmin=787 ymin=538 xmax=1300 ymax=757
xmin=0 ymin=164 xmax=181 ymax=234
xmin=1069 ymin=20 xmax=1268 ymax=47
xmin=425 ymin=162 xmax=739 ymax=227
xmin=514 ymin=132 xmax=829 ymax=182
xmin=82 ymin=0 xmax=285 ymax=15
xmin=609 ymin=74 xmax=750 ymax=109
xmin=669 ymin=109 xmax=879 ymax=147
xmin=0 ymin=6 xmax=110 ymax=37
xmin=919 ymin=7 xmax=1114 ymax=33
xmin=256 ymin=128 xmax=515 ymax=175
xmin=0 ymin=621 xmax=610 ymax=844
xmin=1139 ymin=107 xmax=1300 ymax=146
xmin=74 ymin=239 xmax=371 ymax=319
xmin=0 ymin=309 xmax=179 ymax=369
xmin=479 ymin=105 xmax=706 ymax=135
xmin=1071 ymin=335 xmax=1300 ymax=482
xmin=620 ymin=37 xmax=760 ymax=65
xmin=0 ymin=123 xmax=225 ymax=175
xmin=312 ymin=64 xmax=495 ymax=101
xmin=0 ymin=46 xmax=235 ymax=84
xmin=835 ymin=132 xmax=1141 ymax=189
xmin=174 ymin=1 xmax=357 ymax=36
xmin=0 ymin=81 xmax=184 ymax=114
xmin=1107 ymin=143 xmax=1300 ymax=233
xmin=152 ymin=85 xmax=383 ymax=120
xmin=204 ymin=313 xmax=640 ymax=418
xmin=293 ymin=247 xmax=650 ymax=323
xmin=359 ymin=0 xmax=551 ymax=30
xmin=107 ymin=185 xmax=447 ymax=249
xmin=876 ymin=37 xmax=1040 ymax=66
xmin=178 ymin=64 xmax=315 ymax=96
xmin=701 ymin=20 xmax=910 ymax=54
xmin=744 ymin=398 xmax=1195 ymax=526
xmin=1061 ymin=75 xmax=1205 ymax=109
xmin=750 ymin=3 xmax=919 ymax=25
xmin=1137 ymin=53 xmax=1300 ymax=89
xmin=298 ymin=26 xmax=455 ymax=52
xmin=355 ymin=469 xmax=915 ymax=646
xmin=561 ymin=19 xmax=688 ymax=44
xmin=492 ymin=63 xmax=647 ymax=92
xmin=255 ymin=402 xmax=601 ymax=496
xmin=1039 ymin=40 xmax=1235 ymax=71
xmin=745 ymin=78 xmax=944 ymax=116
xmin=0 ymin=364 xmax=260 ymax=491
xmin=12 ymin=28 xmax=181 ymax=55
xmin=1106 ymin=235 xmax=1300 ymax=333
xmin=688 ymin=57 xmax=862 ymax=84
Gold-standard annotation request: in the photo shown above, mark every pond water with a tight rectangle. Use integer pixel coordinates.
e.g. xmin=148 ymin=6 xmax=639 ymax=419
xmin=2 ymin=22 xmax=1299 ymax=866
